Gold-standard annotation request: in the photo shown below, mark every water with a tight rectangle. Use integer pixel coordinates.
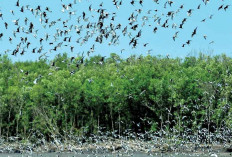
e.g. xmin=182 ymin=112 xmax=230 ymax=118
xmin=0 ymin=153 xmax=231 ymax=157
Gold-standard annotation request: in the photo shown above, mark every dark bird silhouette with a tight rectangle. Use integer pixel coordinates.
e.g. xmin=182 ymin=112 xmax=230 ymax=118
xmin=26 ymin=42 xmax=31 ymax=48
xmin=20 ymin=6 xmax=24 ymax=12
xmin=191 ymin=27 xmax=197 ymax=37
xmin=20 ymin=49 xmax=25 ymax=55
xmin=143 ymin=43 xmax=148 ymax=47
xmin=130 ymin=0 xmax=135 ymax=5
xmin=29 ymin=22 xmax=34 ymax=33
xmin=136 ymin=30 xmax=142 ymax=38
xmin=201 ymin=18 xmax=206 ymax=22
xmin=224 ymin=5 xmax=230 ymax=11
xmin=132 ymin=39 xmax=138 ymax=48
xmin=168 ymin=1 xmax=173 ymax=7
xmin=36 ymin=5 xmax=41 ymax=11
xmin=209 ymin=41 xmax=214 ymax=44
xmin=0 ymin=33 xmax=3 ymax=40
xmin=24 ymin=17 xmax=28 ymax=25
xmin=209 ymin=14 xmax=213 ymax=19
xmin=187 ymin=9 xmax=193 ymax=16
xmin=182 ymin=18 xmax=187 ymax=24
xmin=203 ymin=35 xmax=207 ymax=40
xmin=40 ymin=38 xmax=44 ymax=45
xmin=9 ymin=37 xmax=13 ymax=43
xmin=153 ymin=27 xmax=158 ymax=33
xmin=82 ymin=11 xmax=86 ymax=19
xmin=10 ymin=10 xmax=14 ymax=15
xmin=70 ymin=46 xmax=74 ymax=52
xmin=100 ymin=56 xmax=106 ymax=63
xmin=16 ymin=0 xmax=19 ymax=7
xmin=180 ymin=4 xmax=184 ymax=9
xmin=51 ymin=61 xmax=55 ymax=67
xmin=218 ymin=5 xmax=224 ymax=10
xmin=32 ymin=48 xmax=36 ymax=53
xmin=80 ymin=56 xmax=84 ymax=64
xmin=131 ymin=24 xmax=138 ymax=30
xmin=186 ymin=40 xmax=191 ymax=45
xmin=4 ymin=22 xmax=8 ymax=29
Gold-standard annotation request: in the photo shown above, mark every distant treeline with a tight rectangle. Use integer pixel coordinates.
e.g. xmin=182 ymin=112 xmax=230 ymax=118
xmin=0 ymin=53 xmax=231 ymax=140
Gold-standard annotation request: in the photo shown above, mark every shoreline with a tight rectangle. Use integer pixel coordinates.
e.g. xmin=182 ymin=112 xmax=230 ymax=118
xmin=0 ymin=139 xmax=231 ymax=155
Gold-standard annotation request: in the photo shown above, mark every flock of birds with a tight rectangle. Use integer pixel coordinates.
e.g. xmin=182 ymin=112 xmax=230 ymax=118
xmin=1 ymin=126 xmax=232 ymax=157
xmin=0 ymin=0 xmax=232 ymax=156
xmin=0 ymin=125 xmax=231 ymax=156
xmin=0 ymin=0 xmax=231 ymax=61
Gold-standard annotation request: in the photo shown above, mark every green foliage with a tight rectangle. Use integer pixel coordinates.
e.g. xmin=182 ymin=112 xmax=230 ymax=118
xmin=0 ymin=53 xmax=231 ymax=139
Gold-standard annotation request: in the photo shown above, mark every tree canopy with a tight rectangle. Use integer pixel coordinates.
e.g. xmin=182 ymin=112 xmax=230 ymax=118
xmin=0 ymin=53 xmax=231 ymax=141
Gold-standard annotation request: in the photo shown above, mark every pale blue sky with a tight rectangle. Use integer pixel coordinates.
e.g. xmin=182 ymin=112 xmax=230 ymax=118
xmin=0 ymin=0 xmax=231 ymax=61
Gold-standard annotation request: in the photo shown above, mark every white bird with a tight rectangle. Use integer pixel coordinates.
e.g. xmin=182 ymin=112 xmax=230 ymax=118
xmin=33 ymin=78 xmax=37 ymax=84
xmin=210 ymin=153 xmax=218 ymax=157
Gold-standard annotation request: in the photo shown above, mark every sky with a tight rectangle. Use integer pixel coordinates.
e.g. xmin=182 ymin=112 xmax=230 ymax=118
xmin=0 ymin=0 xmax=232 ymax=62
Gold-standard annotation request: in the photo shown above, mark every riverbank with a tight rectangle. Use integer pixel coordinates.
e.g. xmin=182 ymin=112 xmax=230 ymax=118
xmin=0 ymin=152 xmax=231 ymax=157
xmin=0 ymin=138 xmax=231 ymax=156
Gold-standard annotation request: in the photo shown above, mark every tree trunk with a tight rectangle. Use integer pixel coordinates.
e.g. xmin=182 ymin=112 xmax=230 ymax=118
xmin=208 ymin=104 xmax=210 ymax=145
xmin=110 ymin=105 xmax=114 ymax=132
xmin=7 ymin=105 xmax=12 ymax=141
xmin=16 ymin=101 xmax=23 ymax=137
xmin=0 ymin=115 xmax=2 ymax=137
xmin=119 ymin=112 xmax=121 ymax=136
xmin=98 ymin=115 xmax=100 ymax=134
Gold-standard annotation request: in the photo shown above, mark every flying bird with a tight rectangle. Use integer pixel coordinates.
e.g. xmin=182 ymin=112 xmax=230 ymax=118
xmin=191 ymin=27 xmax=197 ymax=37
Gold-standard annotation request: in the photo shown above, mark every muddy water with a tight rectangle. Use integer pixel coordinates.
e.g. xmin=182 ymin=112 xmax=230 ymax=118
xmin=0 ymin=153 xmax=231 ymax=157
